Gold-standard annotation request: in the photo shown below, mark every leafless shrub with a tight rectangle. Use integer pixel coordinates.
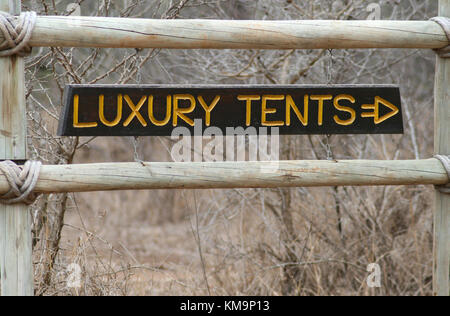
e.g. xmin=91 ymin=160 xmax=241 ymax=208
xmin=21 ymin=0 xmax=437 ymax=296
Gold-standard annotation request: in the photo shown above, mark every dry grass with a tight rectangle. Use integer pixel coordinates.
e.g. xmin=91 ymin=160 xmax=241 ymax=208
xmin=18 ymin=0 xmax=440 ymax=296
xmin=37 ymin=133 xmax=434 ymax=296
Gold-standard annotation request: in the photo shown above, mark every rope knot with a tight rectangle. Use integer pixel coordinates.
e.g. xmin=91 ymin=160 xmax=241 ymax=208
xmin=431 ymin=17 xmax=450 ymax=58
xmin=434 ymin=155 xmax=450 ymax=194
xmin=0 ymin=11 xmax=36 ymax=57
xmin=0 ymin=160 xmax=41 ymax=204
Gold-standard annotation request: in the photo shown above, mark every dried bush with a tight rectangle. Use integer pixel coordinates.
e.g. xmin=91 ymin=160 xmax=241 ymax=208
xmin=19 ymin=0 xmax=438 ymax=296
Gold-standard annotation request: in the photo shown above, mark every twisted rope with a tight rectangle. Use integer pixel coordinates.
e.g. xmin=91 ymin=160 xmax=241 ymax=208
xmin=0 ymin=160 xmax=41 ymax=204
xmin=0 ymin=11 xmax=36 ymax=57
xmin=431 ymin=17 xmax=450 ymax=58
xmin=435 ymin=155 xmax=450 ymax=194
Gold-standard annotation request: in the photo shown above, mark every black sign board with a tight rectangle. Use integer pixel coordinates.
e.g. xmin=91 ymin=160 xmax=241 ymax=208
xmin=58 ymin=85 xmax=403 ymax=136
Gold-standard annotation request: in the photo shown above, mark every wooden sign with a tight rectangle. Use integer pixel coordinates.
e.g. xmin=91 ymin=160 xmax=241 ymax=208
xmin=58 ymin=85 xmax=403 ymax=136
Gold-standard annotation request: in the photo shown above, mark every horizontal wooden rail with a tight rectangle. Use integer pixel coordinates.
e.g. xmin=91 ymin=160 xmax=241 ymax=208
xmin=20 ymin=17 xmax=448 ymax=49
xmin=1 ymin=159 xmax=447 ymax=194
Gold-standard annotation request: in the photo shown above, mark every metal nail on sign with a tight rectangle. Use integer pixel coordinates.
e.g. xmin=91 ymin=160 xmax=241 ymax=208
xmin=58 ymin=85 xmax=403 ymax=136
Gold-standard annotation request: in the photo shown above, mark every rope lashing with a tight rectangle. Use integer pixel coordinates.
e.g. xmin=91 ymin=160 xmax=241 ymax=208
xmin=434 ymin=155 xmax=450 ymax=194
xmin=0 ymin=160 xmax=41 ymax=204
xmin=431 ymin=17 xmax=450 ymax=58
xmin=0 ymin=11 xmax=36 ymax=57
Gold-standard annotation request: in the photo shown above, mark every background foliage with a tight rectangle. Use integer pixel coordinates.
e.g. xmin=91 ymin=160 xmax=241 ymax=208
xmin=15 ymin=0 xmax=439 ymax=295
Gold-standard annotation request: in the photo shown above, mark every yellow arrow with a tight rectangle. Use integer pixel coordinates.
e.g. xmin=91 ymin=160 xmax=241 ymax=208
xmin=361 ymin=96 xmax=399 ymax=124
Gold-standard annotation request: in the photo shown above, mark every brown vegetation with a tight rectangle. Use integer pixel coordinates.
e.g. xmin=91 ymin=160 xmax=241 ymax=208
xmin=20 ymin=0 xmax=438 ymax=296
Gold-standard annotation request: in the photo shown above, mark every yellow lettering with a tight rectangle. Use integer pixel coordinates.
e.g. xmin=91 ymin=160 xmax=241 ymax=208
xmin=99 ymin=94 xmax=122 ymax=127
xmin=173 ymin=94 xmax=196 ymax=126
xmin=123 ymin=95 xmax=148 ymax=127
xmin=286 ymin=94 xmax=308 ymax=126
xmin=73 ymin=94 xmax=97 ymax=128
xmin=262 ymin=95 xmax=285 ymax=126
xmin=333 ymin=94 xmax=356 ymax=126
xmin=310 ymin=95 xmax=332 ymax=126
xmin=238 ymin=95 xmax=261 ymax=126
xmin=198 ymin=95 xmax=220 ymax=126
xmin=149 ymin=95 xmax=171 ymax=126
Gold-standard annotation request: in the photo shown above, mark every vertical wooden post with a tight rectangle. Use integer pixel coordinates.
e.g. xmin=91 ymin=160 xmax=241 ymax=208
xmin=434 ymin=0 xmax=450 ymax=297
xmin=0 ymin=0 xmax=33 ymax=296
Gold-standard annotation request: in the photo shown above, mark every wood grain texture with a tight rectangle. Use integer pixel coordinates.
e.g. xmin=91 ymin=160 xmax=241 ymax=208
xmin=8 ymin=17 xmax=448 ymax=49
xmin=433 ymin=0 xmax=450 ymax=298
xmin=0 ymin=159 xmax=444 ymax=194
xmin=0 ymin=0 xmax=33 ymax=297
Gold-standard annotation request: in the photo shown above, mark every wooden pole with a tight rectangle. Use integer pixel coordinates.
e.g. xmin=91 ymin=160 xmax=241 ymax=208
xmin=0 ymin=159 xmax=444 ymax=194
xmin=0 ymin=1 xmax=33 ymax=296
xmin=0 ymin=17 xmax=445 ymax=50
xmin=434 ymin=0 xmax=450 ymax=297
